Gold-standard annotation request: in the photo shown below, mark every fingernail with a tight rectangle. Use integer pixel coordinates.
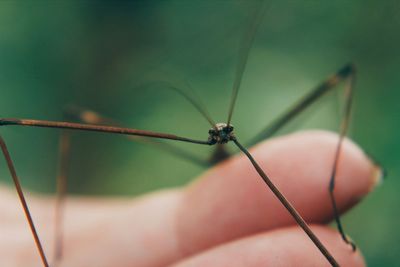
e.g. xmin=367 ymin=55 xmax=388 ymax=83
xmin=368 ymin=164 xmax=384 ymax=193
xmin=363 ymin=150 xmax=386 ymax=192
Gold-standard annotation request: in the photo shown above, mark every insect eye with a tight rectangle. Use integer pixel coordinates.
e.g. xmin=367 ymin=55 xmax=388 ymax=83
xmin=224 ymin=126 xmax=233 ymax=133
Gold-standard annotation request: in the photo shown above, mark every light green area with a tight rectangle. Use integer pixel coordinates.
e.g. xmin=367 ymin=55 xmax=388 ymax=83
xmin=0 ymin=1 xmax=398 ymax=265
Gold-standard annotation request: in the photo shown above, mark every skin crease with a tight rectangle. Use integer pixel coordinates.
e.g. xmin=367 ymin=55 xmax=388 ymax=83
xmin=0 ymin=130 xmax=379 ymax=267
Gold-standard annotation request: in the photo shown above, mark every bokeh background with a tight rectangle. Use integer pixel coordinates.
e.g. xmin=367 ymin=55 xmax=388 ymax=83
xmin=0 ymin=0 xmax=398 ymax=266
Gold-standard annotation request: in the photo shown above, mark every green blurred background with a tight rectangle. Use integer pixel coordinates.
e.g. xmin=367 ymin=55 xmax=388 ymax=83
xmin=0 ymin=0 xmax=398 ymax=266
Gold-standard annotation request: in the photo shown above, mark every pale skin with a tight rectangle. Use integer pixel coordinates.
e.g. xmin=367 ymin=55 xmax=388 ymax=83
xmin=0 ymin=130 xmax=380 ymax=267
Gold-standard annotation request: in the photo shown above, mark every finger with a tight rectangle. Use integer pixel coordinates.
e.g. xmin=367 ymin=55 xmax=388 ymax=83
xmin=172 ymin=225 xmax=365 ymax=267
xmin=176 ymin=130 xmax=381 ymax=256
xmin=1 ymin=131 xmax=379 ymax=267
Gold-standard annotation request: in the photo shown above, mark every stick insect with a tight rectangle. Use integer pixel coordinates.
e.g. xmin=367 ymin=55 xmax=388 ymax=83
xmin=0 ymin=3 xmax=359 ymax=267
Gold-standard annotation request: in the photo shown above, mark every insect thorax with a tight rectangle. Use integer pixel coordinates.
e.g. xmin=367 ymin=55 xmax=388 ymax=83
xmin=208 ymin=123 xmax=234 ymax=144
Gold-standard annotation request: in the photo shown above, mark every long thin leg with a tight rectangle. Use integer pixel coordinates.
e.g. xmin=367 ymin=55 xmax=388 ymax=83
xmin=53 ymin=130 xmax=71 ymax=265
xmin=134 ymin=80 xmax=216 ymax=127
xmin=227 ymin=1 xmax=268 ymax=125
xmin=0 ymin=118 xmax=212 ymax=146
xmin=247 ymin=63 xmax=357 ymax=249
xmin=247 ymin=63 xmax=355 ymax=147
xmin=329 ymin=66 xmax=356 ymax=250
xmin=50 ymin=106 xmax=211 ymax=264
xmin=233 ymin=137 xmax=339 ymax=267
xmin=0 ymin=135 xmax=49 ymax=267
xmin=63 ymin=105 xmax=210 ymax=167
xmin=0 ymin=117 xmax=211 ymax=265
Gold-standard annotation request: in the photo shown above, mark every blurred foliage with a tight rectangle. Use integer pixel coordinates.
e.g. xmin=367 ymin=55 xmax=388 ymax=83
xmin=0 ymin=0 xmax=399 ymax=266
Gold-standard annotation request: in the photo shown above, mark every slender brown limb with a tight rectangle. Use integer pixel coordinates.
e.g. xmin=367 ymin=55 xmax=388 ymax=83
xmin=227 ymin=1 xmax=268 ymax=125
xmin=47 ymin=106 xmax=211 ymax=263
xmin=63 ymin=105 xmax=211 ymax=167
xmin=53 ymin=130 xmax=71 ymax=265
xmin=0 ymin=116 xmax=211 ymax=264
xmin=168 ymin=81 xmax=216 ymax=127
xmin=328 ymin=65 xmax=357 ymax=250
xmin=246 ymin=63 xmax=358 ymax=250
xmin=247 ymin=63 xmax=355 ymax=147
xmin=0 ymin=135 xmax=49 ymax=267
xmin=0 ymin=118 xmax=212 ymax=146
xmin=233 ymin=137 xmax=339 ymax=267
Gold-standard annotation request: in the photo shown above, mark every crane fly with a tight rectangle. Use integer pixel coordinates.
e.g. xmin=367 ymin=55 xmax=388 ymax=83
xmin=0 ymin=2 xmax=360 ymax=267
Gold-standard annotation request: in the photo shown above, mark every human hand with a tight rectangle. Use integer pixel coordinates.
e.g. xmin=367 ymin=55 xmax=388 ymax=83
xmin=0 ymin=131 xmax=381 ymax=267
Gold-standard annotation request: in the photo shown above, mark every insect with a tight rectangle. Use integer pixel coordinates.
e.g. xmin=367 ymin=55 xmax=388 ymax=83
xmin=0 ymin=2 xmax=360 ymax=267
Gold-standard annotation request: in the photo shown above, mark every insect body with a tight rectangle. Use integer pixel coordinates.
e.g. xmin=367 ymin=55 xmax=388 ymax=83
xmin=208 ymin=123 xmax=235 ymax=144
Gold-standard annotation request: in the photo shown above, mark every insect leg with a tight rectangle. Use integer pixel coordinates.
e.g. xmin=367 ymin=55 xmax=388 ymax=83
xmin=233 ymin=137 xmax=339 ymax=267
xmin=0 ymin=114 xmax=213 ymax=265
xmin=248 ymin=63 xmax=357 ymax=249
xmin=50 ymin=102 xmax=213 ymax=264
xmin=0 ymin=118 xmax=212 ymax=145
xmin=53 ymin=130 xmax=71 ymax=265
xmin=227 ymin=1 xmax=269 ymax=125
xmin=247 ymin=63 xmax=356 ymax=146
xmin=63 ymin=105 xmax=211 ymax=167
xmin=0 ymin=135 xmax=49 ymax=267
xmin=328 ymin=65 xmax=356 ymax=250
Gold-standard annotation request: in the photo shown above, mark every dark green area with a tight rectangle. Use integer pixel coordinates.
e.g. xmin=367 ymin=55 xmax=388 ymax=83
xmin=0 ymin=1 xmax=398 ymax=266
